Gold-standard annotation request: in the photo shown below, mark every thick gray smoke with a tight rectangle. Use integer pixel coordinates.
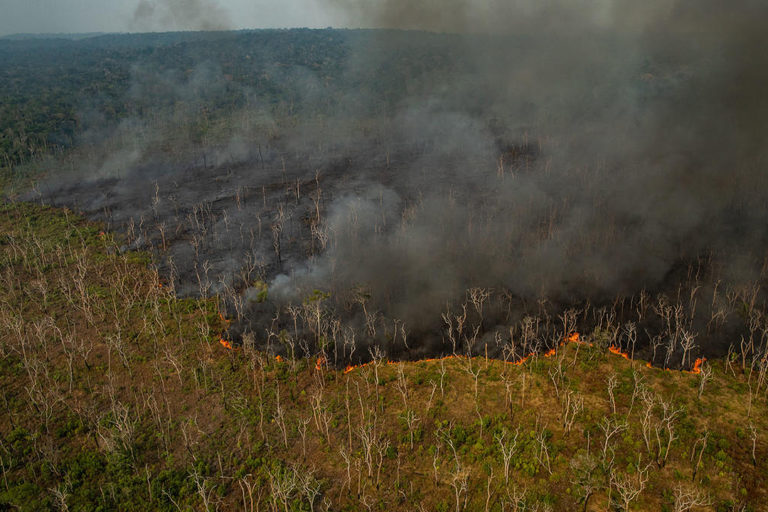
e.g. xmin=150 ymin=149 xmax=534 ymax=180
xmin=272 ymin=0 xmax=768 ymax=327
xmin=24 ymin=1 xmax=768 ymax=362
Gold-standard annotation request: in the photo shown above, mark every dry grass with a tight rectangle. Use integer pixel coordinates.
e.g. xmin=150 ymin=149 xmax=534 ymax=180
xmin=0 ymin=202 xmax=766 ymax=511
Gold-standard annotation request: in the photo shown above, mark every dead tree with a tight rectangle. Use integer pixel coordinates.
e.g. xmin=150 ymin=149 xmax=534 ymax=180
xmin=690 ymin=431 xmax=708 ymax=481
xmin=610 ymin=459 xmax=651 ymax=511
xmin=606 ymin=373 xmax=618 ymax=415
xmin=697 ymin=362 xmax=713 ymax=399
xmin=495 ymin=427 xmax=520 ymax=483
xmin=600 ymin=417 xmax=628 ymax=465
xmin=672 ymin=484 xmax=710 ymax=512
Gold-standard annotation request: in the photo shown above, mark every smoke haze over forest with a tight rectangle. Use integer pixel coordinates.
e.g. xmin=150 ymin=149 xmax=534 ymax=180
xmin=0 ymin=0 xmax=337 ymax=36
xmin=5 ymin=0 xmax=768 ymax=365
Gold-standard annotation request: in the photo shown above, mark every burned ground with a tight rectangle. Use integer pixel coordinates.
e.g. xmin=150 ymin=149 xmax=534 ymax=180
xmin=8 ymin=21 xmax=768 ymax=370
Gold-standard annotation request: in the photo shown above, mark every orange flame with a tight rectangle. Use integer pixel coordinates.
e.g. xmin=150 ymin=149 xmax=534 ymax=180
xmin=217 ymin=312 xmax=233 ymax=350
xmin=608 ymin=345 xmax=630 ymax=360
xmin=343 ymin=332 xmax=586 ymax=374
xmin=343 ymin=360 xmax=377 ymax=374
xmin=275 ymin=355 xmax=283 ymax=363
xmin=315 ymin=356 xmax=327 ymax=370
xmin=685 ymin=357 xmax=706 ymax=374
xmin=507 ymin=354 xmax=532 ymax=366
xmin=337 ymin=330 xmax=702 ymax=377
xmin=565 ymin=332 xmax=593 ymax=347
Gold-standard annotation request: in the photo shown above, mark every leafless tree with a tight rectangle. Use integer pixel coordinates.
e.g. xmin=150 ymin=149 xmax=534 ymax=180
xmin=610 ymin=459 xmax=651 ymax=511
xmin=438 ymin=358 xmax=447 ymax=397
xmin=749 ymin=423 xmax=758 ymax=467
xmin=561 ymin=390 xmax=584 ymax=434
xmin=463 ymin=358 xmax=483 ymax=421
xmin=268 ymin=465 xmax=297 ymax=512
xmin=357 ymin=423 xmax=389 ymax=486
xmin=395 ymin=363 xmax=409 ymax=409
xmin=442 ymin=308 xmax=458 ymax=354
xmin=339 ymin=446 xmax=352 ymax=492
xmin=698 ymin=362 xmax=713 ymax=399
xmin=648 ymin=331 xmax=665 ymax=365
xmin=606 ymin=373 xmax=618 ymax=415
xmin=448 ymin=463 xmax=470 ymax=512
xmin=309 ymin=388 xmax=331 ymax=442
xmin=640 ymin=391 xmax=681 ymax=468
xmin=190 ymin=467 xmax=216 ymax=512
xmin=672 ymin=484 xmax=711 ymax=512
xmin=432 ymin=444 xmax=441 ymax=485
xmin=534 ymin=419 xmax=553 ymax=475
xmin=548 ymin=356 xmax=566 ymax=400
xmin=425 ymin=381 xmax=438 ymax=413
xmin=402 ymin=409 xmax=420 ymax=449
xmin=681 ymin=331 xmax=697 ymax=369
xmin=368 ymin=345 xmax=385 ymax=408
xmin=274 ymin=385 xmax=289 ymax=448
xmin=627 ymin=369 xmax=645 ymax=418
xmin=484 ymin=466 xmax=495 ymax=512
xmin=468 ymin=287 xmax=491 ymax=326
xmin=624 ymin=322 xmax=637 ymax=359
xmin=298 ymin=414 xmax=312 ymax=459
xmin=495 ymin=427 xmax=519 ymax=483
xmin=690 ymin=431 xmax=708 ymax=481
xmin=504 ymin=485 xmax=529 ymax=512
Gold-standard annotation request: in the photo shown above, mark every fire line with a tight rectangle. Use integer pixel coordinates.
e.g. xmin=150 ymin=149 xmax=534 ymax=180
xmin=218 ymin=329 xmax=706 ymax=375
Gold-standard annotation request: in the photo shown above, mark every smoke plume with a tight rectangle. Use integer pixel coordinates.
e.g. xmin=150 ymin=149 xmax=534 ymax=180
xmin=25 ymin=0 xmax=768 ymax=364
xmin=282 ymin=0 xmax=768 ymax=314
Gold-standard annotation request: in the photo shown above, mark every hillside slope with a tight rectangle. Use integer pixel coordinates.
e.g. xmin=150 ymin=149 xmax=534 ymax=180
xmin=0 ymin=202 xmax=766 ymax=511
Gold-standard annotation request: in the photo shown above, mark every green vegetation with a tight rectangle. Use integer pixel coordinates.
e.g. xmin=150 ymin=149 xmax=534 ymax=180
xmin=0 ymin=28 xmax=467 ymax=189
xmin=0 ymin=202 xmax=766 ymax=510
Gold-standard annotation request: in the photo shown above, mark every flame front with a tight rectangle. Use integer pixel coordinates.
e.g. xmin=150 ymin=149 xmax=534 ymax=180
xmin=608 ymin=345 xmax=630 ymax=360
xmin=227 ymin=328 xmax=704 ymax=376
xmin=341 ymin=333 xmax=586 ymax=374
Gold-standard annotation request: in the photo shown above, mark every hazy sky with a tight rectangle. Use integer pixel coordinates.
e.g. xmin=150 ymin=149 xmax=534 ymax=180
xmin=0 ymin=0 xmax=341 ymax=36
